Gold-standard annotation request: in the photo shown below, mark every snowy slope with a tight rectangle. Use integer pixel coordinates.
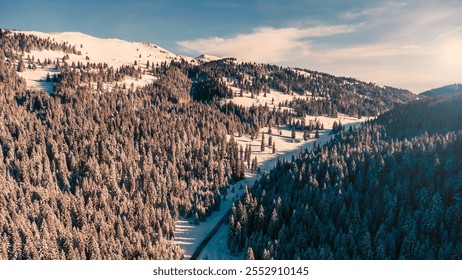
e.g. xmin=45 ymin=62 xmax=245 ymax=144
xmin=15 ymin=30 xmax=193 ymax=67
xmin=226 ymin=88 xmax=299 ymax=108
xmin=194 ymin=54 xmax=222 ymax=63
xmin=11 ymin=30 xmax=193 ymax=92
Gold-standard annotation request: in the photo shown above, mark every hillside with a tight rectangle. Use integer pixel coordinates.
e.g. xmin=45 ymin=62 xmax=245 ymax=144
xmin=376 ymin=92 xmax=462 ymax=139
xmin=229 ymin=93 xmax=462 ymax=260
xmin=188 ymin=60 xmax=416 ymax=118
xmin=420 ymin=84 xmax=462 ymax=98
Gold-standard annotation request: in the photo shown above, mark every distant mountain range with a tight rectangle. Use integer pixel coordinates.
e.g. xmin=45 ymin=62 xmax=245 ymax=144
xmin=420 ymin=83 xmax=462 ymax=97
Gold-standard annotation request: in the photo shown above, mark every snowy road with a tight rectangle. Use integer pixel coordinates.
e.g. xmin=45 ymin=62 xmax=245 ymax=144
xmin=174 ymin=117 xmax=367 ymax=260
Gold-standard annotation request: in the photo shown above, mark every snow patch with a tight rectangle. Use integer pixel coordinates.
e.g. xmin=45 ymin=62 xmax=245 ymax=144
xmin=226 ymin=88 xmax=301 ymax=109
xmin=194 ymin=54 xmax=222 ymax=63
xmin=17 ymin=65 xmax=59 ymax=93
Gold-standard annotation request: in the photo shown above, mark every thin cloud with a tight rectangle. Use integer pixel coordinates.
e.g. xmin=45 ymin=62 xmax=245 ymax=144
xmin=178 ymin=1 xmax=462 ymax=93
xmin=340 ymin=1 xmax=408 ymax=20
xmin=428 ymin=26 xmax=462 ymax=44
xmin=177 ymin=24 xmax=356 ymax=63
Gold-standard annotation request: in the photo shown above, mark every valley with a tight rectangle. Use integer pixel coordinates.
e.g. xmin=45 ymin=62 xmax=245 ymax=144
xmin=175 ymin=115 xmax=368 ymax=259
xmin=1 ymin=28 xmax=460 ymax=260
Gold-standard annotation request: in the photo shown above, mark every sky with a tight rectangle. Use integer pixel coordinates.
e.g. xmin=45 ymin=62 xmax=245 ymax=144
xmin=1 ymin=0 xmax=461 ymax=93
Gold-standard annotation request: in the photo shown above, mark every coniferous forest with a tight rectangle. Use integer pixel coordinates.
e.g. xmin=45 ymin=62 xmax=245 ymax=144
xmin=229 ymin=93 xmax=462 ymax=259
xmin=1 ymin=29 xmax=460 ymax=260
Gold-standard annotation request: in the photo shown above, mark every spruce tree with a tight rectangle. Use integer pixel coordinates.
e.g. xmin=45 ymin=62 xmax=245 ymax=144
xmin=261 ymin=133 xmax=265 ymax=152
xmin=245 ymin=247 xmax=255 ymax=260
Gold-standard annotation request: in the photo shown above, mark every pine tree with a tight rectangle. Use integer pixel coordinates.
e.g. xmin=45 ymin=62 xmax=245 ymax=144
xmin=245 ymin=247 xmax=255 ymax=260
xmin=332 ymin=121 xmax=338 ymax=133
xmin=251 ymin=157 xmax=258 ymax=172
xmin=262 ymin=248 xmax=272 ymax=260
xmin=301 ymin=118 xmax=306 ymax=130
xmin=261 ymin=133 xmax=265 ymax=152
xmin=303 ymin=130 xmax=309 ymax=141
xmin=17 ymin=57 xmax=26 ymax=72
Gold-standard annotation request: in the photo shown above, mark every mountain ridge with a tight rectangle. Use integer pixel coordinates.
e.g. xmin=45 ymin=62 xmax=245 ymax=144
xmin=7 ymin=29 xmax=416 ymax=96
xmin=420 ymin=83 xmax=462 ymax=97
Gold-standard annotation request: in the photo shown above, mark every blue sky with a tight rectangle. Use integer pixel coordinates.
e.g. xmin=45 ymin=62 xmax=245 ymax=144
xmin=1 ymin=0 xmax=461 ymax=92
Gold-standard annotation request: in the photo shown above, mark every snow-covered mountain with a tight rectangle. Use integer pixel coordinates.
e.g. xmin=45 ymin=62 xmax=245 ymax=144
xmin=11 ymin=30 xmax=193 ymax=92
xmin=16 ymin=30 xmax=191 ymax=66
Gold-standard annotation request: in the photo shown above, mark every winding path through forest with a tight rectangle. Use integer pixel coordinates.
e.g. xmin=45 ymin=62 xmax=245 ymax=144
xmin=174 ymin=118 xmax=366 ymax=259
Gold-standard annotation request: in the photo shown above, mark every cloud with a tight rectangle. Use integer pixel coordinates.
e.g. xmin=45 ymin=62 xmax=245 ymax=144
xmin=340 ymin=1 xmax=408 ymax=20
xmin=330 ymin=1 xmax=462 ymax=92
xmin=177 ymin=24 xmax=356 ymax=63
xmin=178 ymin=1 xmax=462 ymax=93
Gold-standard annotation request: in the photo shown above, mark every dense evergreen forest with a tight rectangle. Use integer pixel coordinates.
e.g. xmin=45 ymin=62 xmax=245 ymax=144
xmin=0 ymin=31 xmax=247 ymax=259
xmin=229 ymin=93 xmax=462 ymax=260
xmin=0 ymin=29 xmax=416 ymax=259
